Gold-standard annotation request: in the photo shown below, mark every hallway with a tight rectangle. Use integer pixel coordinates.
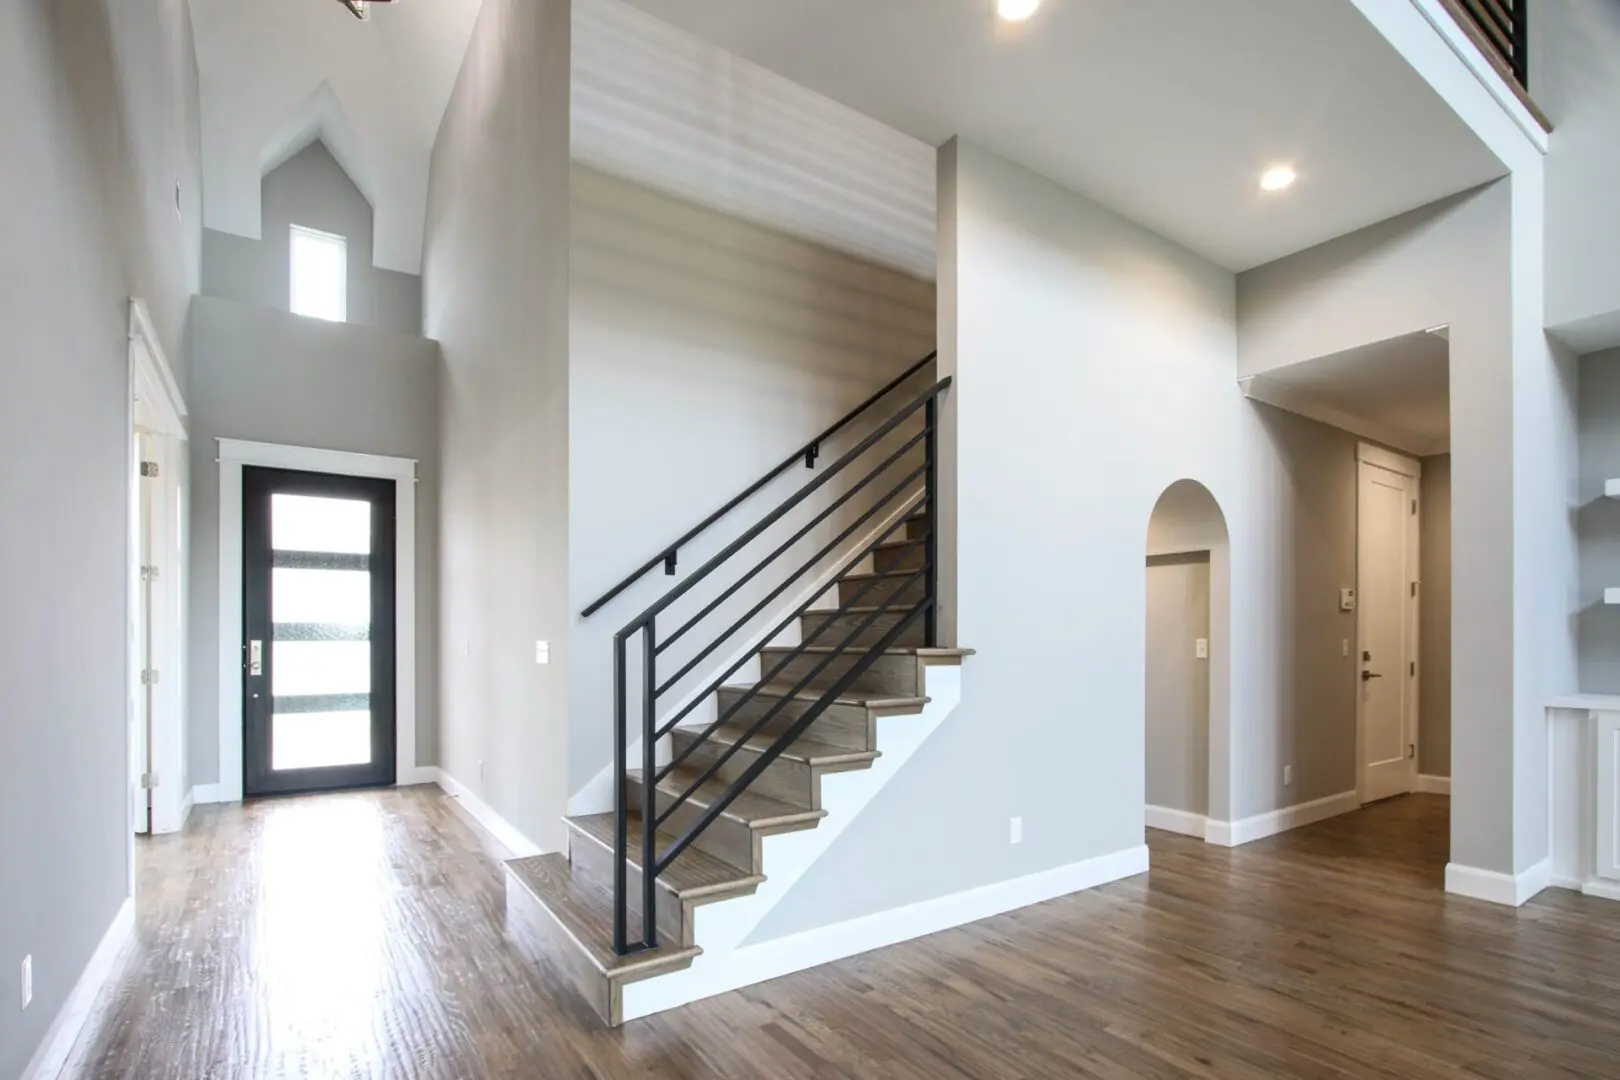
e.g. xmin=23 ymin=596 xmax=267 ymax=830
xmin=68 ymin=790 xmax=1620 ymax=1079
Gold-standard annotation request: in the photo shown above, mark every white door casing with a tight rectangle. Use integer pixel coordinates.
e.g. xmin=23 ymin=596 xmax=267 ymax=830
xmin=129 ymin=299 xmax=189 ymax=837
xmin=1356 ymin=443 xmax=1421 ymax=804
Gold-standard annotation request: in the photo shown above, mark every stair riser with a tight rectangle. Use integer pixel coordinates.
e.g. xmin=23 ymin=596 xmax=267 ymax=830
xmin=567 ymin=825 xmax=687 ymax=946
xmin=626 ymin=775 xmax=758 ymax=871
xmin=717 ymin=687 xmax=874 ymax=749
xmin=905 ymin=515 xmax=930 ymax=542
xmin=872 ymin=542 xmax=927 ymax=574
xmin=759 ymin=649 xmax=923 ymax=698
xmin=836 ymin=573 xmax=926 ymax=609
xmin=504 ymin=866 xmax=621 ymax=1026
xmin=673 ymin=732 xmax=817 ymax=809
xmin=799 ymin=609 xmax=924 ymax=650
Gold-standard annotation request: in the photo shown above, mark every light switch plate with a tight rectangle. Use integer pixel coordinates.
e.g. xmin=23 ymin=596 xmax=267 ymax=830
xmin=534 ymin=640 xmax=550 ymax=665
xmin=1195 ymin=638 xmax=1209 ymax=659
xmin=1284 ymin=765 xmax=1293 ymax=786
xmin=1010 ymin=817 xmax=1023 ymax=844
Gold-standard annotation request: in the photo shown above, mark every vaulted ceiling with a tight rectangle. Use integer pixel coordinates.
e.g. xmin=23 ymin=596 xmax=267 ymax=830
xmin=188 ymin=0 xmax=482 ymax=273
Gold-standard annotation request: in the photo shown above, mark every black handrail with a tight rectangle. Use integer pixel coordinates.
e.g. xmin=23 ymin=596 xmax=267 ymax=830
xmin=608 ymin=373 xmax=951 ymax=956
xmin=579 ymin=351 xmax=937 ymax=618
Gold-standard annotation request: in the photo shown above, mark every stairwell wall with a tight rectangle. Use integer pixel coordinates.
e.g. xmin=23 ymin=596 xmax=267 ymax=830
xmin=566 ymin=165 xmax=936 ymax=794
xmin=752 ymin=138 xmax=1244 ymax=940
xmin=423 ymin=0 xmax=574 ymax=854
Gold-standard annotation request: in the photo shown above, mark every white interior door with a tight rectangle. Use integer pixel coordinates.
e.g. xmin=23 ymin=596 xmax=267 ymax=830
xmin=131 ymin=432 xmax=154 ymax=834
xmin=1357 ymin=448 xmax=1420 ymax=804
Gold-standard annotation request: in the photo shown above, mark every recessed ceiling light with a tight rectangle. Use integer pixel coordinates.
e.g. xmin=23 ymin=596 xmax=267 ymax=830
xmin=997 ymin=0 xmax=1041 ymax=22
xmin=1259 ymin=165 xmax=1297 ymax=192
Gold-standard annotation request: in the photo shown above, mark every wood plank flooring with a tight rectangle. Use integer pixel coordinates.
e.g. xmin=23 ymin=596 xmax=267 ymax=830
xmin=65 ymin=788 xmax=1620 ymax=1079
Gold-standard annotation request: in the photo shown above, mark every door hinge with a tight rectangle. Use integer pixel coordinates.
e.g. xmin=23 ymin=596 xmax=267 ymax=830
xmin=140 ymin=564 xmax=160 ymax=582
xmin=1408 ymin=743 xmax=1416 ymax=760
xmin=1411 ymin=581 xmax=1418 ymax=598
xmin=1411 ymin=499 xmax=1417 ymax=515
xmin=1410 ymin=661 xmax=1416 ymax=676
xmin=140 ymin=772 xmax=159 ymax=790
xmin=140 ymin=461 xmax=160 ymax=478
xmin=140 ymin=668 xmax=160 ymax=686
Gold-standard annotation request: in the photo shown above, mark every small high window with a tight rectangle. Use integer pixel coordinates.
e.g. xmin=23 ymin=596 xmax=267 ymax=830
xmin=289 ymin=225 xmax=348 ymax=322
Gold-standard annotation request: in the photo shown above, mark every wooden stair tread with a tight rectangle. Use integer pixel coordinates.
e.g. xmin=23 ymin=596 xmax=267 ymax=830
xmin=839 ymin=569 xmax=924 ymax=582
xmin=687 ymin=723 xmax=880 ymax=768
xmin=729 ymin=681 xmax=928 ymax=709
xmin=506 ymin=854 xmax=699 ymax=979
xmin=566 ymin=813 xmax=763 ymax=900
xmin=630 ymin=764 xmax=826 ymax=830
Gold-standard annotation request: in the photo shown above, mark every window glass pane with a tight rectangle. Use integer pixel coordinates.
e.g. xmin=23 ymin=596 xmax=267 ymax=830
xmin=289 ymin=225 xmax=347 ymax=322
xmin=272 ymin=711 xmax=371 ymax=771
xmin=272 ymin=641 xmax=371 ymax=697
xmin=272 ymin=494 xmax=370 ymax=554
xmin=272 ymin=569 xmax=371 ymax=626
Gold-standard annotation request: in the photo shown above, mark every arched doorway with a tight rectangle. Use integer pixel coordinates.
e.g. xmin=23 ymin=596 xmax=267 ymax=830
xmin=1145 ymin=480 xmax=1230 ymax=840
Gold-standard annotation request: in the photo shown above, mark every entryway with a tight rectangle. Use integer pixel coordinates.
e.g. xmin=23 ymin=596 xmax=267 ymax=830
xmin=242 ymin=467 xmax=398 ymax=796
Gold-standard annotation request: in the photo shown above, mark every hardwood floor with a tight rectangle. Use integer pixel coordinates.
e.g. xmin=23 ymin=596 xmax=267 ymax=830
xmin=66 ymin=788 xmax=1620 ymax=1079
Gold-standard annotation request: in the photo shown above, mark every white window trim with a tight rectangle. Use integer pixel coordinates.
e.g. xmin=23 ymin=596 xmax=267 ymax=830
xmin=214 ymin=439 xmax=424 ymax=804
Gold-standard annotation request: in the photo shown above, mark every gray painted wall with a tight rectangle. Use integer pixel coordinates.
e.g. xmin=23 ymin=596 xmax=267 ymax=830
xmin=424 ymin=0 xmax=574 ymax=854
xmin=1245 ymin=402 xmax=1363 ymax=807
xmin=185 ymin=296 xmax=441 ymax=785
xmin=0 ymin=0 xmax=200 ymax=1073
xmin=567 ymin=164 xmax=935 ymax=792
xmin=1238 ymin=180 xmax=1576 ymax=877
xmin=751 ymin=140 xmax=1243 ymax=942
xmin=1533 ymin=0 xmax=1620 ymax=350
xmin=203 ymin=141 xmax=422 ymax=335
xmin=1145 ymin=554 xmax=1211 ymax=817
xmin=1577 ymin=351 xmax=1620 ymax=692
xmin=1420 ymin=454 xmax=1453 ymax=776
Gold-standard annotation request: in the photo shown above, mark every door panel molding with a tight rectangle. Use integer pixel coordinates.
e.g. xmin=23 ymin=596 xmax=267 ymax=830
xmin=216 ymin=440 xmax=421 ymax=804
xmin=1356 ymin=443 xmax=1422 ymax=805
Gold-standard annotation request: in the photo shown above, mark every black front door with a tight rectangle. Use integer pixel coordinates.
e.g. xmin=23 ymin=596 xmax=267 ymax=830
xmin=243 ymin=467 xmax=397 ymax=796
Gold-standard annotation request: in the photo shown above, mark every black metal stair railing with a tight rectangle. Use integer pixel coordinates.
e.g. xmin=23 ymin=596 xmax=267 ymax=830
xmin=585 ymin=364 xmax=951 ymax=956
xmin=1447 ymin=0 xmax=1528 ymax=86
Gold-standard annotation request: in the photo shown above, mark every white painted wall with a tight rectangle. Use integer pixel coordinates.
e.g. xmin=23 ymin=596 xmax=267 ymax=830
xmin=751 ymin=139 xmax=1243 ymax=940
xmin=1239 ymin=180 xmax=1578 ymax=882
xmin=1145 ymin=554 xmax=1211 ymax=818
xmin=1532 ymin=0 xmax=1620 ymax=352
xmin=424 ymin=0 xmax=574 ymax=854
xmin=566 ymin=164 xmax=935 ymax=791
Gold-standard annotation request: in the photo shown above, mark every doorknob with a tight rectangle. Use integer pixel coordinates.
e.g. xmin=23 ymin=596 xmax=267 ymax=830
xmin=1361 ymin=670 xmax=1383 ymax=681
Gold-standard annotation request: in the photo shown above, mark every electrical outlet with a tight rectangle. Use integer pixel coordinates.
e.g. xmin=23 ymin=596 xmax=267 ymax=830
xmin=1010 ymin=817 xmax=1023 ymax=845
xmin=1284 ymin=765 xmax=1293 ymax=786
xmin=20 ymin=955 xmax=31 ymax=1010
xmin=1194 ymin=637 xmax=1209 ymax=660
xmin=534 ymin=640 xmax=550 ymax=665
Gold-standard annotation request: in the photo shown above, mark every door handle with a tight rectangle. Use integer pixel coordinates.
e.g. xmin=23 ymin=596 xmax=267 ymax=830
xmin=1361 ymin=670 xmax=1382 ymax=681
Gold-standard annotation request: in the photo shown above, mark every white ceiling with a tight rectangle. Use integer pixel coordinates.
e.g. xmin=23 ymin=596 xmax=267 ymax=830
xmin=618 ymin=0 xmax=1508 ymax=271
xmin=188 ymin=0 xmax=482 ymax=273
xmin=1242 ymin=331 xmax=1451 ymax=455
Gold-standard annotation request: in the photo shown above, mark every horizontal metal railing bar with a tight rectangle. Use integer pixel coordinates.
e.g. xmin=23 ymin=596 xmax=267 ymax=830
xmin=650 ymin=507 xmax=922 ymax=745
xmin=653 ymin=562 xmax=928 ymax=823
xmin=655 ymin=426 xmax=928 ymax=660
xmin=580 ymin=353 xmax=936 ymax=619
xmin=648 ymin=466 xmax=926 ymax=702
xmin=617 ymin=378 xmax=951 ymax=638
xmin=654 ymin=599 xmax=930 ymax=873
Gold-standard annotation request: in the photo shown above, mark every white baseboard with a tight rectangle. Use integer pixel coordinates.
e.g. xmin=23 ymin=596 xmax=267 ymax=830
xmin=1204 ymin=790 xmax=1360 ymax=848
xmin=1445 ymin=857 xmax=1552 ymax=907
xmin=1416 ymin=774 xmax=1452 ymax=795
xmin=398 ymin=766 xmax=440 ymax=787
xmin=20 ymin=898 xmax=135 ymax=1080
xmin=1581 ymin=878 xmax=1620 ymax=903
xmin=624 ymin=843 xmax=1149 ymax=1022
xmin=189 ymin=783 xmax=224 ymax=806
xmin=433 ymin=767 xmax=545 ymax=858
xmin=1145 ymin=805 xmax=1207 ymax=839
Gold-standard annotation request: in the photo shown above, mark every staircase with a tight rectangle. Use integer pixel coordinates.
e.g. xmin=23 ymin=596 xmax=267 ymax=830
xmin=502 ymin=358 xmax=968 ymax=1026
